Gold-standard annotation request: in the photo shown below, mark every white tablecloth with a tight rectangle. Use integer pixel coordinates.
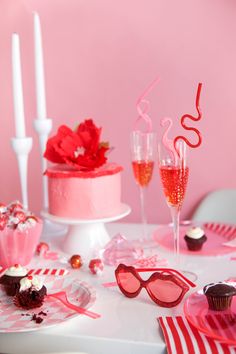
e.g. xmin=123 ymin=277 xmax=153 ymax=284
xmin=0 ymin=222 xmax=235 ymax=354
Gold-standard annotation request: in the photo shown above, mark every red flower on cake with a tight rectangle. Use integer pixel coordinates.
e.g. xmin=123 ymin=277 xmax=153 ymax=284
xmin=44 ymin=119 xmax=109 ymax=171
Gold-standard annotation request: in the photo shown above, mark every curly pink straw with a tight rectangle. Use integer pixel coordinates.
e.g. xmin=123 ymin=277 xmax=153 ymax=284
xmin=134 ymin=77 xmax=160 ymax=133
xmin=174 ymin=83 xmax=203 ymax=153
xmin=161 ymin=117 xmax=179 ymax=163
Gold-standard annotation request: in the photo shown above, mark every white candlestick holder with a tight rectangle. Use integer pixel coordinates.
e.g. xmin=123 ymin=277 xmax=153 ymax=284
xmin=11 ymin=137 xmax=33 ymax=210
xmin=33 ymin=118 xmax=52 ymax=210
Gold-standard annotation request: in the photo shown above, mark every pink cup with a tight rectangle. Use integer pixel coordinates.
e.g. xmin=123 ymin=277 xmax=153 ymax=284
xmin=0 ymin=220 xmax=43 ymax=268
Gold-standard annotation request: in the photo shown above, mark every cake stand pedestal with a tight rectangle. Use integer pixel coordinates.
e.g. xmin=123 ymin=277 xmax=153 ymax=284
xmin=41 ymin=217 xmax=68 ymax=236
xmin=42 ymin=204 xmax=131 ymax=259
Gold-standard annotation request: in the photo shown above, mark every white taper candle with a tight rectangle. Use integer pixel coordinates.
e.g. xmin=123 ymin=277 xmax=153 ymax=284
xmin=33 ymin=12 xmax=47 ymax=120
xmin=12 ymin=33 xmax=26 ymax=138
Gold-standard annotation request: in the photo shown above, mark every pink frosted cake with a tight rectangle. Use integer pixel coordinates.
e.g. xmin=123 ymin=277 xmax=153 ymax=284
xmin=44 ymin=119 xmax=123 ymax=219
xmin=46 ymin=163 xmax=123 ymax=219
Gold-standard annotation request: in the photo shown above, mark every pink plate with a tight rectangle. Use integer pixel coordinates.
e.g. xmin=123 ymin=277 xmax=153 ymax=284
xmin=153 ymin=223 xmax=235 ymax=256
xmin=184 ymin=284 xmax=236 ymax=345
xmin=0 ymin=276 xmax=96 ymax=333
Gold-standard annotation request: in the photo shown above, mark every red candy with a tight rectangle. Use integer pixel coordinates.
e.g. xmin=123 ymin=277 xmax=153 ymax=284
xmin=0 ymin=201 xmax=38 ymax=232
xmin=8 ymin=201 xmax=23 ymax=213
xmin=36 ymin=242 xmax=49 ymax=256
xmin=13 ymin=210 xmax=26 ymax=222
xmin=89 ymin=259 xmax=104 ymax=275
xmin=26 ymin=215 xmax=38 ymax=223
xmin=0 ymin=214 xmax=8 ymax=230
xmin=70 ymin=255 xmax=83 ymax=269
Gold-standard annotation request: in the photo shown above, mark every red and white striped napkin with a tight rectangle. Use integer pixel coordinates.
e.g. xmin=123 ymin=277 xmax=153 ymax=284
xmin=158 ymin=316 xmax=236 ymax=354
xmin=204 ymin=223 xmax=236 ymax=246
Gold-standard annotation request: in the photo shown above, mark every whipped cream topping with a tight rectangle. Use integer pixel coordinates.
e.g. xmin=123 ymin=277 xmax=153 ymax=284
xmin=186 ymin=227 xmax=205 ymax=239
xmin=4 ymin=264 xmax=28 ymax=277
xmin=8 ymin=200 xmax=23 ymax=209
xmin=19 ymin=275 xmax=43 ymax=292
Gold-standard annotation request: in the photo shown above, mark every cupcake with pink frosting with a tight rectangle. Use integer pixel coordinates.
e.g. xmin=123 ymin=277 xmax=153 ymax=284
xmin=0 ymin=201 xmax=42 ymax=268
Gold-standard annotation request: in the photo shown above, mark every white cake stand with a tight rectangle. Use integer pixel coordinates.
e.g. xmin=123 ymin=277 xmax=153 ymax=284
xmin=42 ymin=204 xmax=131 ymax=259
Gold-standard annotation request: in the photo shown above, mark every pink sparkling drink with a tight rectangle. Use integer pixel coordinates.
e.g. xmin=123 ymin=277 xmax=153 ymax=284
xmin=132 ymin=160 xmax=154 ymax=187
xmin=159 ymin=165 xmax=189 ymax=207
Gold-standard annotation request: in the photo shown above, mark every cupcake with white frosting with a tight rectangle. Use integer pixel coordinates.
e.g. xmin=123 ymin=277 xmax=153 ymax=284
xmin=14 ymin=275 xmax=47 ymax=309
xmin=0 ymin=264 xmax=28 ymax=296
xmin=184 ymin=226 xmax=207 ymax=251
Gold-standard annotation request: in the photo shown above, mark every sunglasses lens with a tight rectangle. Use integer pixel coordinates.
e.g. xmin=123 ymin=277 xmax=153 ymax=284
xmin=147 ymin=279 xmax=182 ymax=303
xmin=117 ymin=270 xmax=140 ymax=294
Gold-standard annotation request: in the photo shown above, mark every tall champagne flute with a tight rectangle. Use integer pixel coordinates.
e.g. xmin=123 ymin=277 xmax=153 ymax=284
xmin=131 ymin=131 xmax=156 ymax=244
xmin=158 ymin=141 xmax=189 ymax=266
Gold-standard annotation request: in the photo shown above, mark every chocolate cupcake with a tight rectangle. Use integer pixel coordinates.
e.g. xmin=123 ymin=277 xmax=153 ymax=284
xmin=204 ymin=282 xmax=236 ymax=311
xmin=14 ymin=275 xmax=47 ymax=309
xmin=0 ymin=264 xmax=28 ymax=296
xmin=184 ymin=227 xmax=207 ymax=251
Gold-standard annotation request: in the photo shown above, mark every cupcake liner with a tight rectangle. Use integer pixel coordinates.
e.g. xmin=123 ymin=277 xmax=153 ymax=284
xmin=185 ymin=242 xmax=203 ymax=251
xmin=184 ymin=235 xmax=207 ymax=251
xmin=206 ymin=295 xmax=233 ymax=311
xmin=0 ymin=221 xmax=42 ymax=268
xmin=2 ymin=282 xmax=19 ymax=296
xmin=0 ymin=275 xmax=25 ymax=296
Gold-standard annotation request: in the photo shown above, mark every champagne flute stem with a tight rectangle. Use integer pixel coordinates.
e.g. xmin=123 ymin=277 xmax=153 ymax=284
xmin=170 ymin=206 xmax=180 ymax=267
xmin=140 ymin=186 xmax=148 ymax=240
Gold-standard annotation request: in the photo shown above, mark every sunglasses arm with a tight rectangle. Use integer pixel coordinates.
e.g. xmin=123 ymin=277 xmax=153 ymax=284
xmin=102 ymin=266 xmax=196 ymax=289
xmin=135 ymin=267 xmax=196 ymax=288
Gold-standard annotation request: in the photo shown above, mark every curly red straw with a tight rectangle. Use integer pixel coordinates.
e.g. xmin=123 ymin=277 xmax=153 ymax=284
xmin=174 ymin=83 xmax=202 ymax=153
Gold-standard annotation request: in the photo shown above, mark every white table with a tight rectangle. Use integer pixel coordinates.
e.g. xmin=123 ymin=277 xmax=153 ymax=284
xmin=0 ymin=222 xmax=235 ymax=354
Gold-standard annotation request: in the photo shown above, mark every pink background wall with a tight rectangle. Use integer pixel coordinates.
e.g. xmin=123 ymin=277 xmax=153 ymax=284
xmin=0 ymin=0 xmax=236 ymax=224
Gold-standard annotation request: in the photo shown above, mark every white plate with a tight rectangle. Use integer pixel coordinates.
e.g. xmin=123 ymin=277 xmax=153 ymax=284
xmin=0 ymin=276 xmax=96 ymax=333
